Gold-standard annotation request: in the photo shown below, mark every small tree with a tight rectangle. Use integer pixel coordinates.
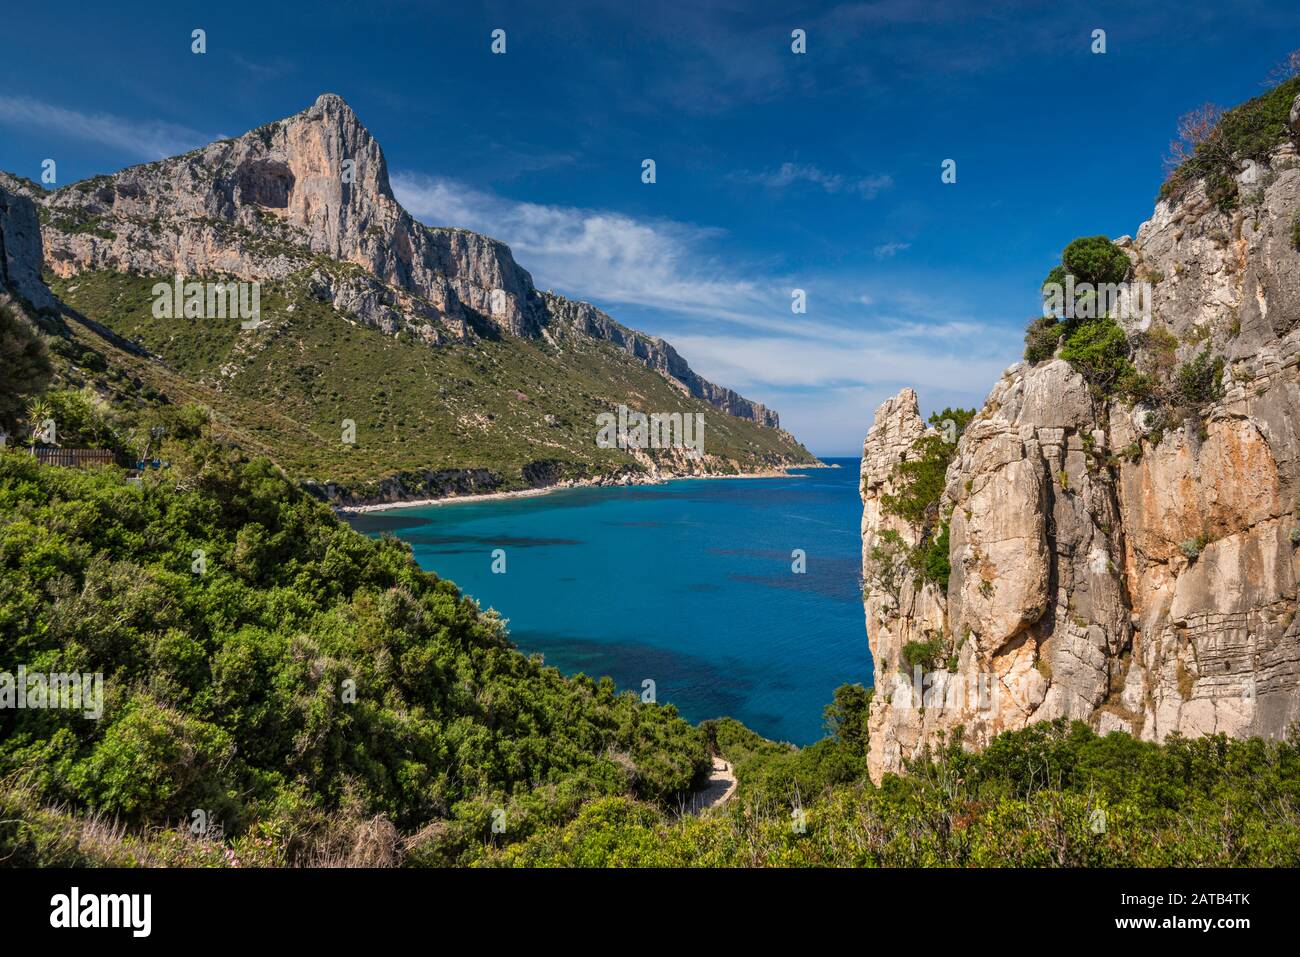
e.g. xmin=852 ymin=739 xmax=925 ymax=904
xmin=1163 ymin=103 xmax=1225 ymax=176
xmin=1024 ymin=316 xmax=1062 ymax=364
xmin=1263 ymin=48 xmax=1300 ymax=87
xmin=1059 ymin=318 xmax=1134 ymax=394
xmin=1175 ymin=347 xmax=1225 ymax=406
xmin=823 ymin=683 xmax=872 ymax=757
xmin=1061 ymin=236 xmax=1131 ymax=286
xmin=24 ymin=397 xmax=53 ymax=446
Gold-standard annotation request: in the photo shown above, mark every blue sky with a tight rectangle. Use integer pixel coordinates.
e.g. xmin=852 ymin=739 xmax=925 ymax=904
xmin=2 ymin=1 xmax=1298 ymax=454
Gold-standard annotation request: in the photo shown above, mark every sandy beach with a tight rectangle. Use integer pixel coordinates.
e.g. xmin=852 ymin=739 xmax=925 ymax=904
xmin=335 ymin=462 xmax=825 ymax=514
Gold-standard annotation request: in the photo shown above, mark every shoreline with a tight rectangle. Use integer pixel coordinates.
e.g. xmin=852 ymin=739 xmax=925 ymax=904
xmin=335 ymin=461 xmax=829 ymax=515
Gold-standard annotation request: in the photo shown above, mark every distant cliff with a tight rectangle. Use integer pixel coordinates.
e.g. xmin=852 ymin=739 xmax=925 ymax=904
xmin=861 ymin=83 xmax=1300 ymax=780
xmin=15 ymin=93 xmax=781 ymax=429
xmin=0 ymin=178 xmax=56 ymax=314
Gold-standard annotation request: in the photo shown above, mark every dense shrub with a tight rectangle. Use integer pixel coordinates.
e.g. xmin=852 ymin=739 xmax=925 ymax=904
xmin=0 ymin=427 xmax=708 ymax=863
xmin=1175 ymin=346 xmax=1226 ymax=406
xmin=487 ymin=718 xmax=1300 ymax=867
xmin=1023 ymin=315 xmax=1062 ymax=364
xmin=1030 ymin=237 xmax=1148 ymax=403
xmin=0 ymin=301 xmax=52 ymax=432
xmin=872 ymin=409 xmax=972 ymax=598
xmin=901 ymin=636 xmax=946 ymax=672
xmin=881 ymin=408 xmax=974 ymax=526
xmin=1059 ymin=317 xmax=1137 ymax=394
xmin=1060 ymin=235 xmax=1132 ymax=287
xmin=915 ymin=520 xmax=950 ymax=588
xmin=28 ymin=388 xmax=122 ymax=450
xmin=699 ymin=711 xmax=866 ymax=813
xmin=1161 ymin=75 xmax=1300 ymax=208
xmin=822 ymin=684 xmax=871 ymax=757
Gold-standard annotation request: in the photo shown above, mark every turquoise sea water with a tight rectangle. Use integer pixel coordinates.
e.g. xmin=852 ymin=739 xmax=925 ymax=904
xmin=345 ymin=458 xmax=869 ymax=745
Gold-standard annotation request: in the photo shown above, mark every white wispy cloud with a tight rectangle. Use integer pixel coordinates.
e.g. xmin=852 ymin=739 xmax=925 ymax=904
xmin=391 ymin=170 xmax=1021 ymax=450
xmin=873 ymin=241 xmax=911 ymax=258
xmin=736 ymin=162 xmax=893 ymax=199
xmin=667 ymin=331 xmax=1010 ymax=394
xmin=0 ymin=95 xmax=215 ymax=160
xmin=392 ymin=171 xmax=773 ymax=321
xmin=663 ymin=325 xmax=1014 ymax=454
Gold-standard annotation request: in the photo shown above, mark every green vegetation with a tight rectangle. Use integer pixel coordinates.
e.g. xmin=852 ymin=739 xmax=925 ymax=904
xmin=1161 ymin=75 xmax=1300 ymax=209
xmin=699 ymin=705 xmax=869 ymax=814
xmin=1180 ymin=534 xmax=1212 ymax=561
xmin=1058 ymin=316 xmax=1138 ymax=395
xmin=26 ymin=388 xmax=120 ymax=450
xmin=914 ymin=520 xmax=951 ymax=588
xmin=0 ymin=421 xmax=708 ymax=866
xmin=863 ymin=409 xmax=974 ymax=599
xmin=47 ymin=270 xmax=813 ymax=500
xmin=821 ymin=683 xmax=871 ymax=756
xmin=0 ymin=301 xmax=52 ymax=432
xmin=881 ymin=408 xmax=975 ymax=525
xmin=1056 ymin=235 xmax=1132 ymax=287
xmin=1023 ymin=315 xmax=1062 ymax=365
xmin=1031 ymin=236 xmax=1136 ymax=384
xmin=3 ymin=409 xmax=1297 ymax=867
xmin=1175 ymin=347 xmax=1226 ymax=406
xmin=1024 ymin=237 xmax=1168 ymax=406
xmin=1023 ymin=234 xmax=1226 ymax=432
xmin=901 ymin=636 xmax=946 ymax=672
xmin=483 ymin=718 xmax=1300 ymax=866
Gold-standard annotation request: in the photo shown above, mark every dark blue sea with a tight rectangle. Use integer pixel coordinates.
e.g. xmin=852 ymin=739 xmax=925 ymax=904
xmin=345 ymin=457 xmax=869 ymax=745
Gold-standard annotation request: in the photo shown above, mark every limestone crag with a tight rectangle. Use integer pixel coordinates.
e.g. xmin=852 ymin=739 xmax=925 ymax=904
xmin=0 ymin=178 xmax=57 ymax=313
xmin=861 ymin=138 xmax=1300 ymax=780
xmin=18 ymin=93 xmax=780 ymax=428
xmin=541 ymin=291 xmax=781 ymax=428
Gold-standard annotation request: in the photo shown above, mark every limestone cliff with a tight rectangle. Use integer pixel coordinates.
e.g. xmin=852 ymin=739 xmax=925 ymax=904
xmin=17 ymin=93 xmax=780 ymax=429
xmin=861 ymin=115 xmax=1300 ymax=780
xmin=0 ymin=178 xmax=57 ymax=314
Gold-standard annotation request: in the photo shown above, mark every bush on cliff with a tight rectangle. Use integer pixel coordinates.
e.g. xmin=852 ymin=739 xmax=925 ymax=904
xmin=875 ymin=409 xmax=972 ymax=597
xmin=1160 ymin=73 xmax=1300 ymax=209
xmin=1058 ymin=316 xmax=1137 ymax=394
xmin=1058 ymin=235 xmax=1132 ymax=288
xmin=881 ymin=408 xmax=975 ymax=526
xmin=1023 ymin=315 xmax=1062 ymax=364
xmin=1028 ymin=236 xmax=1145 ymax=400
xmin=1175 ymin=346 xmax=1226 ymax=406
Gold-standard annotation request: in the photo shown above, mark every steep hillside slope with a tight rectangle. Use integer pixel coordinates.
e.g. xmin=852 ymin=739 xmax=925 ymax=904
xmin=860 ymin=81 xmax=1300 ymax=780
xmin=0 ymin=423 xmax=711 ymax=866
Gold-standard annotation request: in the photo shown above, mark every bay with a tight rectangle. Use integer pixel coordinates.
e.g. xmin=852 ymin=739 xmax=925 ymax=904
xmin=345 ymin=457 xmax=870 ymax=745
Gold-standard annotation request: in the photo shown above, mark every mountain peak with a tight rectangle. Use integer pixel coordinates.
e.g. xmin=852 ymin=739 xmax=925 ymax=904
xmin=25 ymin=97 xmax=785 ymax=428
xmin=311 ymin=91 xmax=354 ymax=113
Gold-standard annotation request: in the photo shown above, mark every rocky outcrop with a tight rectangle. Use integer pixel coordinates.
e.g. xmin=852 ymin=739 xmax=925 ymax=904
xmin=307 ymin=468 xmax=503 ymax=507
xmin=542 ymin=291 xmax=781 ymax=428
xmin=19 ymin=93 xmax=780 ymax=428
xmin=0 ymin=179 xmax=58 ymax=313
xmin=861 ymin=141 xmax=1300 ymax=780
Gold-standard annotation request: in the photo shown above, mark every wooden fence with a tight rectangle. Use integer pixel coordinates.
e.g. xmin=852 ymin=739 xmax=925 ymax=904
xmin=31 ymin=447 xmax=120 ymax=468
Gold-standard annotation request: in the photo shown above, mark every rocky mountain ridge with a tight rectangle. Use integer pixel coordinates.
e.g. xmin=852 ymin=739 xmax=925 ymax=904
xmin=1 ymin=93 xmax=780 ymax=429
xmin=860 ymin=98 xmax=1300 ymax=780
